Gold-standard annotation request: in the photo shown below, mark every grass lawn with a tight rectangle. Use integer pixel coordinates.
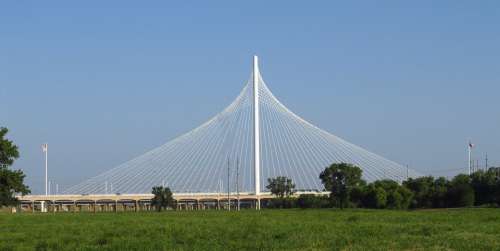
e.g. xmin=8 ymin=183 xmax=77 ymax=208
xmin=1 ymin=208 xmax=499 ymax=250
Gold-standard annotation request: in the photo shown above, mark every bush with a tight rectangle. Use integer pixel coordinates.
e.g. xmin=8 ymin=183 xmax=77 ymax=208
xmin=362 ymin=184 xmax=387 ymax=209
xmin=403 ymin=176 xmax=435 ymax=208
xmin=266 ymin=198 xmax=297 ymax=209
xmin=470 ymin=169 xmax=498 ymax=206
xmin=349 ymin=186 xmax=365 ymax=208
xmin=447 ymin=184 xmax=475 ymax=208
xmin=297 ymin=194 xmax=330 ymax=208
xmin=372 ymin=180 xmax=410 ymax=209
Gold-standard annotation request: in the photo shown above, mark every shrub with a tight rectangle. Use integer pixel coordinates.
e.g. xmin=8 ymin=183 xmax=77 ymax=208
xmin=447 ymin=184 xmax=475 ymax=207
xmin=266 ymin=198 xmax=297 ymax=209
xmin=297 ymin=194 xmax=330 ymax=209
xmin=362 ymin=184 xmax=387 ymax=209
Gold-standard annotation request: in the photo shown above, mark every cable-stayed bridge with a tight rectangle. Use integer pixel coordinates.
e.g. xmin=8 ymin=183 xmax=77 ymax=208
xmin=61 ymin=56 xmax=419 ymax=197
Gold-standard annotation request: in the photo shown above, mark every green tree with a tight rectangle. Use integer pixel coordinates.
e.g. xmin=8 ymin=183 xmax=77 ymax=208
xmin=397 ymin=185 xmax=414 ymax=209
xmin=0 ymin=127 xmax=30 ymax=207
xmin=349 ymin=186 xmax=365 ymax=208
xmin=452 ymin=174 xmax=471 ymax=185
xmin=447 ymin=174 xmax=475 ymax=207
xmin=431 ymin=177 xmax=449 ymax=208
xmin=491 ymin=167 xmax=500 ymax=205
xmin=403 ymin=176 xmax=435 ymax=208
xmin=151 ymin=186 xmax=175 ymax=211
xmin=372 ymin=180 xmax=413 ymax=209
xmin=447 ymin=184 xmax=475 ymax=207
xmin=470 ymin=169 xmax=497 ymax=206
xmin=319 ymin=163 xmax=364 ymax=209
xmin=266 ymin=176 xmax=295 ymax=198
xmin=362 ymin=184 xmax=387 ymax=209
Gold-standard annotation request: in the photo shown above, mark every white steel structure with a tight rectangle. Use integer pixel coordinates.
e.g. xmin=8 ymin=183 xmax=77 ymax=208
xmin=64 ymin=56 xmax=420 ymax=195
xmin=253 ymin=56 xmax=261 ymax=201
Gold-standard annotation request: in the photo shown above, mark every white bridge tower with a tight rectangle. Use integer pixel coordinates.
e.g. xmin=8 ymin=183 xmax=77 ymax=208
xmin=253 ymin=55 xmax=261 ymax=209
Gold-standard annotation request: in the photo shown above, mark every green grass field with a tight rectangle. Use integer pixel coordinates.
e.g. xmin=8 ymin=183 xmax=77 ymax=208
xmin=1 ymin=208 xmax=499 ymax=251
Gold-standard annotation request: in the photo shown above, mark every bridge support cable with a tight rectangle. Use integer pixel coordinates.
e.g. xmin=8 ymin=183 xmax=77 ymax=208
xmin=64 ymin=57 xmax=420 ymax=195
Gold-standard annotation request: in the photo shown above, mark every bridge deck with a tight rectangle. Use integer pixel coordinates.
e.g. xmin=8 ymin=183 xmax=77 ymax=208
xmin=14 ymin=192 xmax=327 ymax=212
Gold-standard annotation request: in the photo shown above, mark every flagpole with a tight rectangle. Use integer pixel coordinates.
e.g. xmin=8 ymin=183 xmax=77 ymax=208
xmin=468 ymin=142 xmax=472 ymax=175
xmin=44 ymin=144 xmax=48 ymax=196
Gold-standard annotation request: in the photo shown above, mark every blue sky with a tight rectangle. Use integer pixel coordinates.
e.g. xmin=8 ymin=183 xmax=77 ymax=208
xmin=1 ymin=1 xmax=499 ymax=194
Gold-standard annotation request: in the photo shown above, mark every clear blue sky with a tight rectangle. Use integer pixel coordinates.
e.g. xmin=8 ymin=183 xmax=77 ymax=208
xmin=1 ymin=1 xmax=499 ymax=194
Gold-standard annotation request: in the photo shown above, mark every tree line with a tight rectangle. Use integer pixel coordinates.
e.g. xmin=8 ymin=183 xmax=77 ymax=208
xmin=267 ymin=163 xmax=500 ymax=210
xmin=1 ymin=126 xmax=499 ymax=211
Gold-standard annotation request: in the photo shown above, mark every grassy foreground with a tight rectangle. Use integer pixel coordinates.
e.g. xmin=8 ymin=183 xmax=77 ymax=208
xmin=1 ymin=208 xmax=499 ymax=251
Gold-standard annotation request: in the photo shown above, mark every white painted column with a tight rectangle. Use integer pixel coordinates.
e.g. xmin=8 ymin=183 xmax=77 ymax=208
xmin=253 ymin=55 xmax=261 ymax=210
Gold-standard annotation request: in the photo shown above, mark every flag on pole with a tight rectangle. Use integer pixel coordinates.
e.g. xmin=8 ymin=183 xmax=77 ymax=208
xmin=42 ymin=143 xmax=48 ymax=152
xmin=469 ymin=142 xmax=474 ymax=148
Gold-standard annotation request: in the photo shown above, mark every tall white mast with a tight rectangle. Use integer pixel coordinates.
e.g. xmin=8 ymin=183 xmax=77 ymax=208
xmin=42 ymin=143 xmax=48 ymax=196
xmin=468 ymin=141 xmax=474 ymax=175
xmin=468 ymin=145 xmax=471 ymax=175
xmin=253 ymin=55 xmax=261 ymax=209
